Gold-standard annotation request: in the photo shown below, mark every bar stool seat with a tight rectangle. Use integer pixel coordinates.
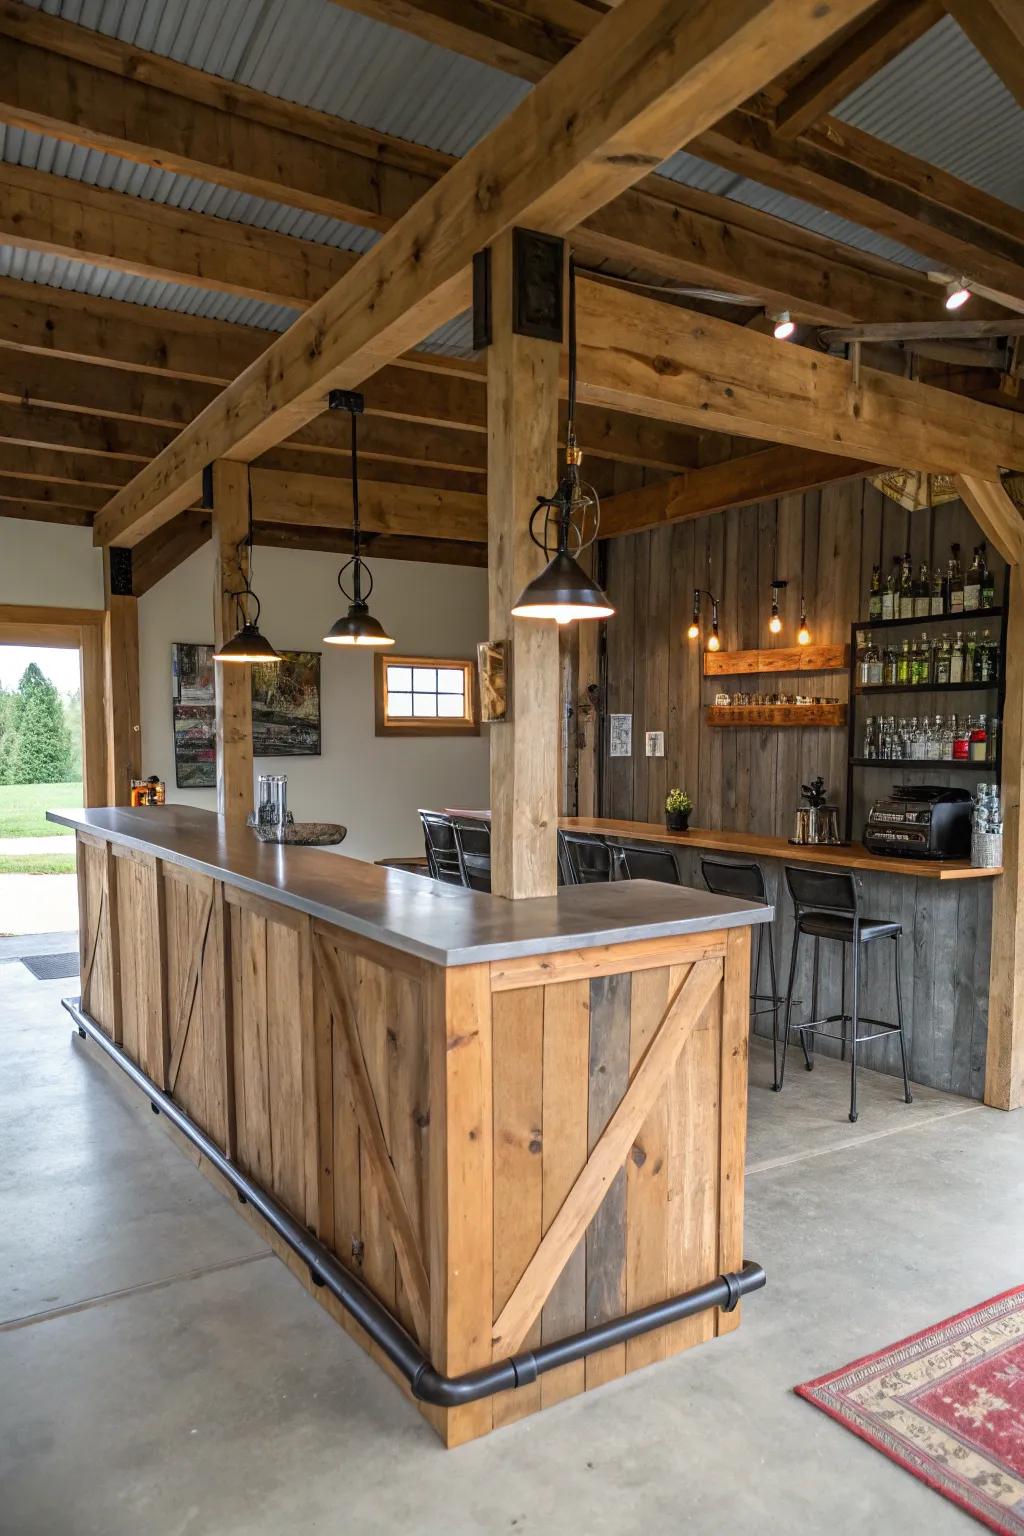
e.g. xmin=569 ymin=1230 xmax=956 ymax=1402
xmin=781 ymin=865 xmax=913 ymax=1124
xmin=797 ymin=912 xmax=901 ymax=943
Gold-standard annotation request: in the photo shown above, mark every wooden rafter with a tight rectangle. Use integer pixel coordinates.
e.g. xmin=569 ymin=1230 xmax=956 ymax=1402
xmin=0 ymin=7 xmax=955 ymax=330
xmin=773 ymin=0 xmax=942 ymax=139
xmin=693 ymin=112 xmax=1024 ymax=305
xmin=327 ymin=0 xmax=592 ymax=82
xmin=490 ymin=957 xmax=724 ymax=1357
xmin=599 ymin=447 xmax=878 ymax=537
xmin=93 ymin=0 xmax=880 ymax=548
xmin=573 ymin=277 xmax=1024 ymax=478
xmin=942 ymin=0 xmax=1024 ymax=112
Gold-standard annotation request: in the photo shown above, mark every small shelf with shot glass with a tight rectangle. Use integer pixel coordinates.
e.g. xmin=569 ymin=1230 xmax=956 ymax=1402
xmin=845 ymin=583 xmax=1008 ymax=842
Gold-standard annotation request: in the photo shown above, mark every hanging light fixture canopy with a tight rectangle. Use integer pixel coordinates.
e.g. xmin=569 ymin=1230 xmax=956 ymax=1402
xmin=212 ymin=472 xmax=281 ymax=665
xmin=511 ymin=258 xmax=615 ymax=625
xmin=323 ymin=390 xmax=395 ymax=648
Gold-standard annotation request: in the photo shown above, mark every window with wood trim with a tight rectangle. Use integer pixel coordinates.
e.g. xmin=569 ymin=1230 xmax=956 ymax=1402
xmin=374 ymin=654 xmax=479 ymax=737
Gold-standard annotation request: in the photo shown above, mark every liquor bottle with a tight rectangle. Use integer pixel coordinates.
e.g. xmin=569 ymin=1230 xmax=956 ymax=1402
xmin=914 ymin=632 xmax=933 ymax=686
xmin=953 ymin=715 xmax=970 ymax=761
xmin=979 ymin=628 xmax=997 ymax=684
xmin=862 ymin=715 xmax=877 ymax=758
xmin=931 ymin=565 xmax=945 ymax=617
xmin=868 ymin=564 xmax=882 ymax=623
xmin=934 ymin=633 xmax=952 ymax=686
xmin=883 ymin=641 xmax=898 ymax=686
xmin=947 ymin=543 xmax=964 ymax=615
xmin=950 ymin=631 xmax=965 ymax=684
xmin=987 ymin=716 xmax=1000 ymax=766
xmin=964 ymin=630 xmax=977 ymax=683
xmin=964 ymin=547 xmax=982 ymax=611
xmin=896 ymin=638 xmax=911 ymax=686
xmin=914 ymin=561 xmax=931 ymax=618
xmin=857 ymin=632 xmax=871 ymax=686
xmin=882 ymin=558 xmax=899 ymax=621
xmin=980 ymin=544 xmax=995 ymax=610
xmin=969 ymin=716 xmax=988 ymax=764
xmin=899 ymin=552 xmax=914 ymax=619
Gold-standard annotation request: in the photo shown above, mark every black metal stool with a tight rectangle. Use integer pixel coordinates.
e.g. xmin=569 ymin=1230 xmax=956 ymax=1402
xmin=701 ymin=857 xmax=789 ymax=1088
xmin=780 ymin=866 xmax=913 ymax=1123
xmin=606 ymin=842 xmax=681 ymax=883
xmin=558 ymin=830 xmax=614 ymax=884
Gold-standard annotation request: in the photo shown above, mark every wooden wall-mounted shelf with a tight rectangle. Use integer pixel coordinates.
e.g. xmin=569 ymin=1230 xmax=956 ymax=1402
xmin=703 ymin=644 xmax=849 ymax=677
xmin=706 ymin=704 xmax=847 ymax=728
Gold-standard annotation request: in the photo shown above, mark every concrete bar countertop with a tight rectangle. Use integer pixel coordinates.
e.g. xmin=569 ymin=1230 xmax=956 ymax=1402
xmin=49 ymin=805 xmax=772 ymax=968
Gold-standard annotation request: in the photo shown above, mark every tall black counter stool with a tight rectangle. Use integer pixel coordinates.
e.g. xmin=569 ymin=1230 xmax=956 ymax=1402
xmin=701 ymin=857 xmax=789 ymax=1089
xmin=780 ymin=866 xmax=913 ymax=1123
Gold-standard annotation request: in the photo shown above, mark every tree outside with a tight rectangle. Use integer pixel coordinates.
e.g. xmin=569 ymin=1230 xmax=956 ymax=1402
xmin=2 ymin=663 xmax=74 ymax=784
xmin=0 ymin=652 xmax=83 ymax=902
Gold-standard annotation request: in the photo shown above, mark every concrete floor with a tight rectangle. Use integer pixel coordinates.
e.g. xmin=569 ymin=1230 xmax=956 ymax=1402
xmin=2 ymin=957 xmax=1022 ymax=1536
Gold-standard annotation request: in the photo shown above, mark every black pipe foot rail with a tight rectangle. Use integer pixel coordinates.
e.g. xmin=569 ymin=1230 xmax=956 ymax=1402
xmin=65 ymin=997 xmax=766 ymax=1408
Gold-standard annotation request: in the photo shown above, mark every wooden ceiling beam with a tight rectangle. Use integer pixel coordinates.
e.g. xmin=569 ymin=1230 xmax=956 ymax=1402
xmin=92 ymin=0 xmax=880 ymax=547
xmin=0 ymin=474 xmax=107 ymax=510
xmin=693 ymin=112 xmax=1024 ymax=304
xmin=0 ymin=163 xmax=356 ymax=310
xmin=573 ymin=276 xmax=1024 ymax=478
xmin=773 ymin=0 xmax=942 ymax=139
xmin=255 ymin=523 xmax=488 ymax=568
xmin=0 ymin=9 xmax=441 ymax=232
xmin=248 ymin=469 xmax=485 ymax=542
xmin=941 ymin=1 xmax=1024 ymax=112
xmin=0 ymin=501 xmax=93 ymax=526
xmin=599 ymin=446 xmax=877 ymax=536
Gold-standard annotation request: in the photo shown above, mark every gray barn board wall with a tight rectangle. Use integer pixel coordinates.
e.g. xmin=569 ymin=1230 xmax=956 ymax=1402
xmin=596 ymin=479 xmax=1000 ymax=1101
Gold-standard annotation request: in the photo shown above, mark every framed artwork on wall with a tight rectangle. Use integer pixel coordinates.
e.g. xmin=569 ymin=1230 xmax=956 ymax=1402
xmin=170 ymin=643 xmax=322 ymax=789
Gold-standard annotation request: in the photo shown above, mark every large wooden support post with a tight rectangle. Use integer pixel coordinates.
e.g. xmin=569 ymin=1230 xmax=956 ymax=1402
xmin=486 ymin=229 xmax=562 ymax=899
xmin=956 ymin=475 xmax=1024 ymax=1109
xmin=102 ymin=548 xmax=141 ymax=805
xmin=211 ymin=460 xmax=253 ymax=827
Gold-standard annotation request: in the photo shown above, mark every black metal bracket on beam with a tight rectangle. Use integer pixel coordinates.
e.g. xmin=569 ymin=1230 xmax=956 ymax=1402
xmin=328 ymin=389 xmax=365 ymax=415
xmin=201 ymin=463 xmax=214 ymax=511
xmin=472 ymin=229 xmax=565 ymax=352
xmin=107 ymin=547 xmax=134 ymax=597
xmin=64 ymin=997 xmax=766 ymax=1409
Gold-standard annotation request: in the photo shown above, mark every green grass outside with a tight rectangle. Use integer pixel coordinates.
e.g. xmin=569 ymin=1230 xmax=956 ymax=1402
xmin=0 ymin=781 xmax=82 ymax=839
xmin=0 ymin=853 xmax=77 ymax=874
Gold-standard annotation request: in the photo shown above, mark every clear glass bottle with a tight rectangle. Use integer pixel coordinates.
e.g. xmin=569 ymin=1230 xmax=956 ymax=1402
xmin=863 ymin=715 xmax=877 ymax=759
xmin=950 ymin=631 xmax=965 ymax=684
xmin=931 ymin=564 xmax=945 ymax=617
xmin=980 ymin=544 xmax=995 ymax=610
xmin=953 ymin=715 xmax=971 ymax=761
xmin=964 ymin=547 xmax=982 ymax=611
xmin=868 ymin=564 xmax=882 ymax=623
xmin=948 ymin=543 xmax=964 ymax=615
xmin=914 ymin=561 xmax=931 ymax=618
xmin=969 ymin=715 xmax=988 ymax=764
xmin=882 ymin=557 xmax=899 ymax=622
xmin=899 ymin=552 xmax=914 ymax=619
xmin=940 ymin=715 xmax=955 ymax=761
xmin=934 ymin=633 xmax=952 ymax=686
xmin=987 ymin=716 xmax=1000 ymax=766
xmin=964 ymin=630 xmax=977 ymax=684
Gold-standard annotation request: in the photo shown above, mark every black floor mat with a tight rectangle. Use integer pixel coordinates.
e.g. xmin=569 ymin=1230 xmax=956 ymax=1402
xmin=21 ymin=952 xmax=80 ymax=981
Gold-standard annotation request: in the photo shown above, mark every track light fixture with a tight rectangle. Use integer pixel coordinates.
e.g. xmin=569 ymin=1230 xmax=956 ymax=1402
xmin=212 ymin=470 xmax=281 ymax=665
xmin=772 ymin=310 xmax=796 ymax=340
xmin=323 ymin=391 xmax=395 ymax=648
xmin=511 ymin=259 xmax=615 ymax=625
xmin=944 ymin=276 xmax=972 ymax=311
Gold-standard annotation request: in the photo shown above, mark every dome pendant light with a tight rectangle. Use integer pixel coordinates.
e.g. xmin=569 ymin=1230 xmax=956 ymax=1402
xmin=212 ymin=471 xmax=281 ymax=665
xmin=511 ymin=258 xmax=615 ymax=625
xmin=323 ymin=391 xmax=395 ymax=648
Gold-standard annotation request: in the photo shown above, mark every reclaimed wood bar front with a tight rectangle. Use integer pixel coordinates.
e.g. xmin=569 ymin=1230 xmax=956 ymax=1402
xmin=58 ymin=805 xmax=771 ymax=1447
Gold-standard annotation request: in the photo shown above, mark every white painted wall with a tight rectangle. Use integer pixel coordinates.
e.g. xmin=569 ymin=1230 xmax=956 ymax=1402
xmin=139 ymin=541 xmax=490 ymax=862
xmin=1 ymin=517 xmax=490 ymax=864
xmin=0 ymin=517 xmax=104 ymax=609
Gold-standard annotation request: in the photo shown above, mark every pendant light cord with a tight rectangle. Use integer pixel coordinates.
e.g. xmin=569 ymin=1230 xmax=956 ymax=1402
xmin=350 ymin=407 xmax=361 ymax=560
xmin=567 ymin=255 xmax=577 ymax=438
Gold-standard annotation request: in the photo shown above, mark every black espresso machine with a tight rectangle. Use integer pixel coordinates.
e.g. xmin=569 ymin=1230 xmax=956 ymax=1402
xmin=864 ymin=785 xmax=973 ymax=860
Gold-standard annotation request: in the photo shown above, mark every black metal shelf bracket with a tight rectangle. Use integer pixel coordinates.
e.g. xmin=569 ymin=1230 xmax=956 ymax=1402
xmin=65 ymin=998 xmax=766 ymax=1409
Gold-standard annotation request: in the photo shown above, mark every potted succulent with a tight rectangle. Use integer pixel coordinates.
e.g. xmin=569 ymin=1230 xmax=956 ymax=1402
xmin=665 ymin=787 xmax=692 ymax=833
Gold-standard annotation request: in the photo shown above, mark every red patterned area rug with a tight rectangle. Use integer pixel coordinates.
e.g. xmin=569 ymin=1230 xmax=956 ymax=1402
xmin=796 ymin=1286 xmax=1024 ymax=1535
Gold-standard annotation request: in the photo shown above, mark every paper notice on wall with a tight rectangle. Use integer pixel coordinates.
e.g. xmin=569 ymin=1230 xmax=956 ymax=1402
xmin=609 ymin=714 xmax=632 ymax=758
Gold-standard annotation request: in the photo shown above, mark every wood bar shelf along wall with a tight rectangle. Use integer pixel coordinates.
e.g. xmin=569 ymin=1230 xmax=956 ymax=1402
xmin=706 ymin=703 xmax=846 ymax=728
xmin=703 ymin=644 xmax=849 ymax=676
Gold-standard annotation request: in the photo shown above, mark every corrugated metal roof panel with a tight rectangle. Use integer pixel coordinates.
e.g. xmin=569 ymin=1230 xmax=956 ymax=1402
xmin=837 ymin=14 xmax=1024 ymax=209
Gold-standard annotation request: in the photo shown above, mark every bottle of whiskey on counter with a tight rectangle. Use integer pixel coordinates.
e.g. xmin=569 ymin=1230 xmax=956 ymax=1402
xmin=882 ymin=558 xmax=899 ymax=621
xmin=964 ymin=547 xmax=982 ymax=612
xmin=947 ymin=544 xmax=964 ymax=615
xmin=868 ymin=564 xmax=882 ymax=623
xmin=899 ymin=553 xmax=914 ymax=619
